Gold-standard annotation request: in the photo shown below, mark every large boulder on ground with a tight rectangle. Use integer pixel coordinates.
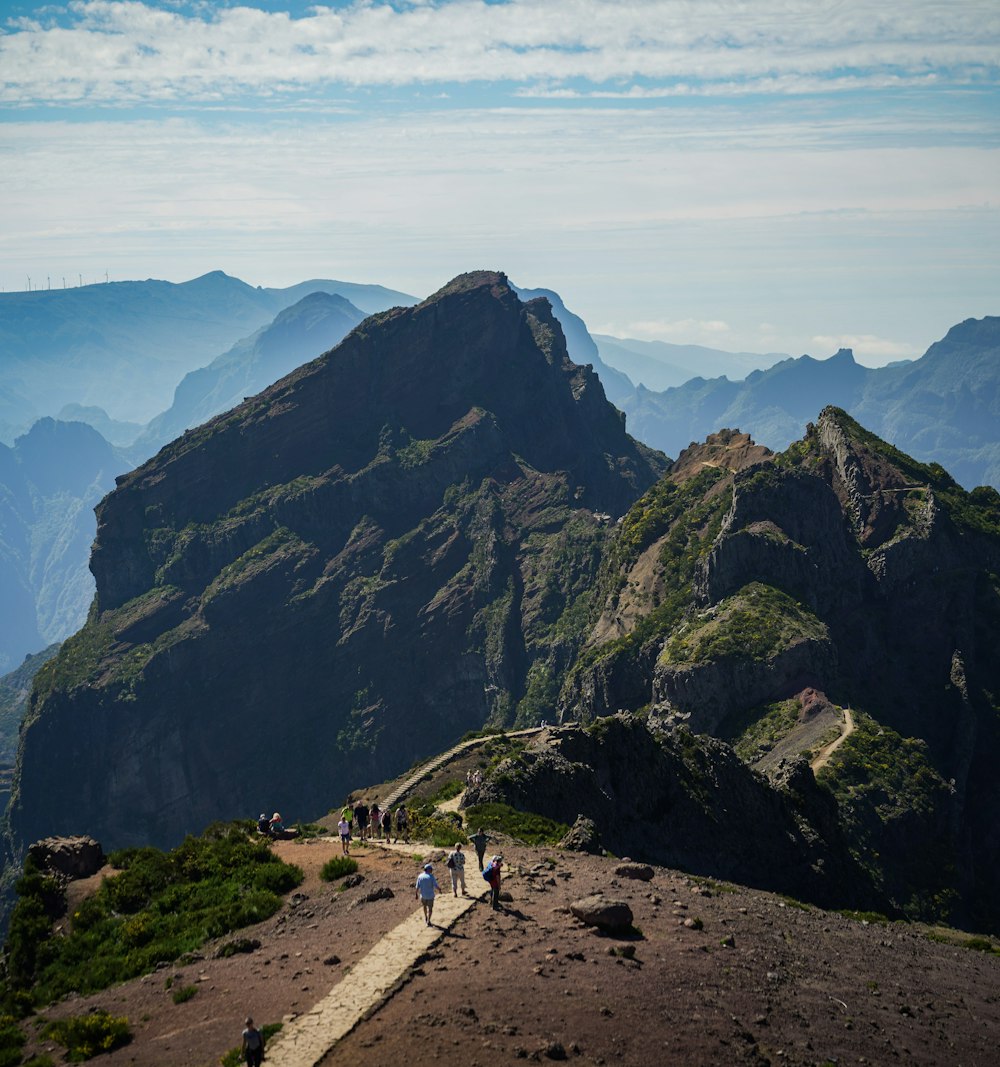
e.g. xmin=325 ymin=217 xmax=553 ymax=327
xmin=28 ymin=836 xmax=105 ymax=880
xmin=569 ymin=893 xmax=634 ymax=933
xmin=614 ymin=862 xmax=654 ymax=881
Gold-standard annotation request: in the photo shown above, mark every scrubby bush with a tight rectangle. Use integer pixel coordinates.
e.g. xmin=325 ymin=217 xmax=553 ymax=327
xmin=320 ymin=857 xmax=358 ymax=882
xmin=463 ymin=803 xmax=568 ymax=846
xmin=40 ymin=1010 xmax=131 ymax=1061
xmin=3 ymin=823 xmax=303 ymax=1008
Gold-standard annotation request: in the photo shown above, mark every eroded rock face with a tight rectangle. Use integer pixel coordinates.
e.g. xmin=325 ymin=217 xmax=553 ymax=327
xmin=27 ymin=836 xmax=105 ymax=881
xmin=558 ymin=816 xmax=603 ymax=855
xmin=11 ymin=272 xmax=665 ymax=854
xmin=478 ymin=716 xmax=876 ymax=911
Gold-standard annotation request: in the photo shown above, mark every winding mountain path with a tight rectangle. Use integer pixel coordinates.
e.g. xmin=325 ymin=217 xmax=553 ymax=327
xmin=810 ymin=708 xmax=855 ymax=773
xmin=378 ymin=726 xmax=543 ymax=809
xmin=265 ymin=840 xmax=484 ymax=1067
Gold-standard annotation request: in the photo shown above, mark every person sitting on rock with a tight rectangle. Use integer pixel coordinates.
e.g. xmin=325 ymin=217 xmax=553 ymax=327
xmin=256 ymin=813 xmax=270 ymax=836
xmin=269 ymin=812 xmax=284 ymax=836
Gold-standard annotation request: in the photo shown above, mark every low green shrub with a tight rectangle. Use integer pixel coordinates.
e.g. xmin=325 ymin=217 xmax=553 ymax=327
xmin=171 ymin=985 xmax=198 ymax=1004
xmin=320 ymin=857 xmax=358 ymax=882
xmin=40 ymin=1010 xmax=131 ymax=1061
xmin=0 ymin=1014 xmax=26 ymax=1067
xmin=463 ymin=803 xmax=568 ymax=846
xmin=4 ymin=824 xmax=303 ymax=1008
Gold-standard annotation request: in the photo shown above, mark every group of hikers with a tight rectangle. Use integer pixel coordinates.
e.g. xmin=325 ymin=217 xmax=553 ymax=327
xmin=415 ymin=842 xmax=504 ymax=925
xmin=337 ymin=799 xmax=409 ymax=854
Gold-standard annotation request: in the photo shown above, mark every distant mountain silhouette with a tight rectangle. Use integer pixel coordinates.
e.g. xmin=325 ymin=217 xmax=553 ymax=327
xmin=594 ymin=334 xmax=787 ymax=391
xmin=0 ymin=271 xmax=417 ymax=427
xmin=133 ymin=291 xmax=367 ymax=459
xmin=0 ymin=419 xmax=128 ymax=672
xmin=615 ymin=317 xmax=1000 ymax=489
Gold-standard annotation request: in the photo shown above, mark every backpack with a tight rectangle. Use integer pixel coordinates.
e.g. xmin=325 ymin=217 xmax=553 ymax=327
xmin=482 ymin=863 xmax=493 ymax=881
xmin=446 ymin=855 xmax=455 ymax=869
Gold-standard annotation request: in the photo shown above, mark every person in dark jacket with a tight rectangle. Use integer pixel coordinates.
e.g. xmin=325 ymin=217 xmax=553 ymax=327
xmin=484 ymin=854 xmax=503 ymax=911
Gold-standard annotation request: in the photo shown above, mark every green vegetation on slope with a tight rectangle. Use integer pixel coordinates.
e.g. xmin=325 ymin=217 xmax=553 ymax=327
xmin=660 ymin=583 xmax=828 ymax=665
xmin=3 ymin=823 xmax=303 ymax=1010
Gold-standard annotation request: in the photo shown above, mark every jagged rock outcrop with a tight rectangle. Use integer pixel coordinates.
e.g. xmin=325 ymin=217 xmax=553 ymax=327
xmin=477 ymin=716 xmax=878 ymax=910
xmin=10 ymin=272 xmax=665 ymax=854
xmin=27 ymin=836 xmax=104 ymax=882
xmin=558 ymin=408 xmax=1000 ymax=929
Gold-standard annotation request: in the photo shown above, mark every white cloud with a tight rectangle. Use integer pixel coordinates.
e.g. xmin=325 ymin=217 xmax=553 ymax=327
xmin=1 ymin=0 xmax=998 ymax=105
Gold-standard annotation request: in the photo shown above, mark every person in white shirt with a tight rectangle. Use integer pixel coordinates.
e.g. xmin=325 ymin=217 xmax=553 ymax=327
xmin=447 ymin=842 xmax=467 ymax=896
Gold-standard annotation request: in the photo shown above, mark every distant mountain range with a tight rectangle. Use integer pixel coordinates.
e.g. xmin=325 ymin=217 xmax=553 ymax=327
xmin=615 ymin=317 xmax=1000 ymax=490
xmin=0 ymin=271 xmax=416 ymax=435
xmin=594 ymin=334 xmax=788 ymax=391
xmin=0 ymin=418 xmax=128 ymax=673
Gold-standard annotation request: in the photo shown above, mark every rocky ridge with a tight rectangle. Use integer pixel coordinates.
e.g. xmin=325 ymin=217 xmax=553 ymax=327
xmin=9 ymin=272 xmax=665 ymax=854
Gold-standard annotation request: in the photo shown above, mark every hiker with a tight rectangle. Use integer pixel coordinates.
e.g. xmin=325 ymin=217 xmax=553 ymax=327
xmin=370 ymin=801 xmax=381 ymax=839
xmin=395 ymin=805 xmax=409 ymax=843
xmin=483 ymin=854 xmax=503 ymax=911
xmin=381 ymin=806 xmax=393 ymax=840
xmin=415 ymin=862 xmax=441 ymax=925
xmin=341 ymin=801 xmax=354 ymax=839
xmin=269 ymin=812 xmax=284 ymax=836
xmin=469 ymin=826 xmax=490 ymax=871
xmin=337 ymin=814 xmax=351 ymax=855
xmin=256 ymin=813 xmax=269 ymax=836
xmin=241 ymin=1016 xmax=264 ymax=1067
xmin=446 ymin=841 xmax=467 ymax=896
xmin=354 ymin=799 xmax=369 ymax=842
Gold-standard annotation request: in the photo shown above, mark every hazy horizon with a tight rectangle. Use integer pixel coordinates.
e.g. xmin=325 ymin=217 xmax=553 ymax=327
xmin=2 ymin=0 xmax=998 ymax=367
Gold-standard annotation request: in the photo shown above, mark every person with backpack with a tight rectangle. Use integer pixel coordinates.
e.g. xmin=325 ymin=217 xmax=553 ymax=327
xmin=483 ymin=854 xmax=503 ymax=911
xmin=381 ymin=806 xmax=393 ymax=840
xmin=370 ymin=801 xmax=381 ymax=839
xmin=446 ymin=842 xmax=467 ymax=896
xmin=395 ymin=805 xmax=409 ymax=843
xmin=415 ymin=862 xmax=441 ymax=926
xmin=241 ymin=1016 xmax=265 ymax=1067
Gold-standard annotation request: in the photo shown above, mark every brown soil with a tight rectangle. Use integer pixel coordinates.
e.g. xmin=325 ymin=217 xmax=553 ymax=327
xmin=24 ymin=837 xmax=1000 ymax=1067
xmin=21 ymin=746 xmax=1000 ymax=1066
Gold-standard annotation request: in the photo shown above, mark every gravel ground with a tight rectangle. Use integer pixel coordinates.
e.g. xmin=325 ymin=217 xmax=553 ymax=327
xmin=26 ymin=835 xmax=1000 ymax=1067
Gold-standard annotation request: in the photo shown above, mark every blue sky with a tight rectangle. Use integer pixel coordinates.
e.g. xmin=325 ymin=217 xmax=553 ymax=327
xmin=1 ymin=0 xmax=998 ymax=364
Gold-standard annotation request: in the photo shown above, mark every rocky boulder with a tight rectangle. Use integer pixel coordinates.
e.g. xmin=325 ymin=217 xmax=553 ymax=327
xmin=569 ymin=893 xmax=634 ymax=933
xmin=27 ymin=836 xmax=105 ymax=880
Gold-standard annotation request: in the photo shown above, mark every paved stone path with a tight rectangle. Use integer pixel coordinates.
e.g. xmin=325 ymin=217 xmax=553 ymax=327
xmin=379 ymin=726 xmax=543 ymax=809
xmin=265 ymin=841 xmax=481 ymax=1067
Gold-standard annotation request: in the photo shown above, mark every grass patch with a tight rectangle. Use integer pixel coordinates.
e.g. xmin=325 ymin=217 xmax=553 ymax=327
xmin=171 ymin=985 xmax=198 ymax=1005
xmin=40 ymin=1011 xmax=131 ymax=1062
xmin=463 ymin=802 xmax=569 ymax=846
xmin=320 ymin=857 xmax=358 ymax=882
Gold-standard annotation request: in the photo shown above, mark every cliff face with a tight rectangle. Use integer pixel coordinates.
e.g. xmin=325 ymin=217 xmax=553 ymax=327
xmin=10 ymin=272 xmax=665 ymax=853
xmin=560 ymin=409 xmax=1000 ymax=929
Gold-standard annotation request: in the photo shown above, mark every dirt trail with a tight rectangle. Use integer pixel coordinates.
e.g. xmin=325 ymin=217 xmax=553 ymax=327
xmin=811 ymin=707 xmax=855 ymax=772
xmin=265 ymin=840 xmax=490 ymax=1067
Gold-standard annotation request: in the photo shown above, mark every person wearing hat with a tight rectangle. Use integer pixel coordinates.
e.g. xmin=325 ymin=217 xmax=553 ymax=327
xmin=415 ymin=862 xmax=441 ymax=926
xmin=256 ymin=813 xmax=269 ymax=836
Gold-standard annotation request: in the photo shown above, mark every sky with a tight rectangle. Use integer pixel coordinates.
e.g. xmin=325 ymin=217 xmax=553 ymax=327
xmin=1 ymin=0 xmax=998 ymax=365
